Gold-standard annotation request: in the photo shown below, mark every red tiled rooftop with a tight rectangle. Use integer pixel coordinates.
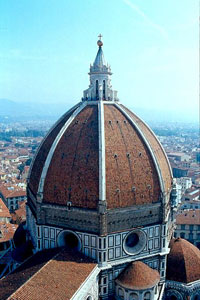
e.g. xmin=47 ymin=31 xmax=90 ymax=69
xmin=0 ymin=186 xmax=26 ymax=199
xmin=28 ymin=105 xmax=78 ymax=196
xmin=11 ymin=201 xmax=26 ymax=224
xmin=116 ymin=261 xmax=160 ymax=290
xmin=176 ymin=209 xmax=200 ymax=225
xmin=28 ymin=103 xmax=172 ymax=210
xmin=0 ymin=222 xmax=18 ymax=243
xmin=43 ymin=105 xmax=99 ymax=209
xmin=0 ymin=248 xmax=97 ymax=300
xmin=166 ymin=238 xmax=200 ymax=283
xmin=0 ymin=197 xmax=11 ymax=218
xmin=8 ymin=190 xmax=26 ymax=198
xmin=104 ymin=105 xmax=160 ymax=208
xmin=120 ymin=104 xmax=172 ymax=193
xmin=0 ymin=188 xmax=26 ymax=199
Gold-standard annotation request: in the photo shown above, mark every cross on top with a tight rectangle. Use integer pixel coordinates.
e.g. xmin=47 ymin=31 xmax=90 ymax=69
xmin=98 ymin=34 xmax=103 ymax=40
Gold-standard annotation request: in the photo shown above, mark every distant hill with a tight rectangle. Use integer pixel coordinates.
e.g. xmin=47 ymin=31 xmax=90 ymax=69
xmin=0 ymin=99 xmax=197 ymax=124
xmin=0 ymin=99 xmax=26 ymax=115
xmin=125 ymin=105 xmax=198 ymax=125
xmin=0 ymin=99 xmax=69 ymax=121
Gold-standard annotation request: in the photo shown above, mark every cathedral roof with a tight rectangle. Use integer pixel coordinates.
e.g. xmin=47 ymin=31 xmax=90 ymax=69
xmin=28 ymin=101 xmax=172 ymax=210
xmin=116 ymin=261 xmax=160 ymax=290
xmin=28 ymin=37 xmax=172 ymax=214
xmin=166 ymin=238 xmax=200 ymax=283
xmin=0 ymin=248 xmax=97 ymax=300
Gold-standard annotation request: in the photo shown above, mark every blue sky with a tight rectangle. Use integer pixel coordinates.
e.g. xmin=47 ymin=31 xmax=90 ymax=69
xmin=0 ymin=0 xmax=198 ymax=121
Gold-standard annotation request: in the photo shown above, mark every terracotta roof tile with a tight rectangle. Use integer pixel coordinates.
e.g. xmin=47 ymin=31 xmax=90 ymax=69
xmin=0 ymin=187 xmax=26 ymax=199
xmin=120 ymin=104 xmax=172 ymax=193
xmin=0 ymin=222 xmax=18 ymax=243
xmin=0 ymin=197 xmax=11 ymax=218
xmin=6 ymin=190 xmax=26 ymax=199
xmin=0 ymin=248 xmax=97 ymax=300
xmin=12 ymin=201 xmax=26 ymax=223
xmin=27 ymin=102 xmax=171 ymax=211
xmin=104 ymin=105 xmax=161 ymax=209
xmin=116 ymin=261 xmax=160 ymax=290
xmin=43 ymin=105 xmax=99 ymax=209
xmin=176 ymin=209 xmax=200 ymax=225
xmin=166 ymin=238 xmax=200 ymax=283
xmin=0 ymin=248 xmax=59 ymax=300
xmin=28 ymin=106 xmax=78 ymax=196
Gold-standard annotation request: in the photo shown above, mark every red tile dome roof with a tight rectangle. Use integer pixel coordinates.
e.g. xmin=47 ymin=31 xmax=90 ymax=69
xmin=28 ymin=101 xmax=172 ymax=210
xmin=116 ymin=261 xmax=160 ymax=290
xmin=166 ymin=238 xmax=200 ymax=283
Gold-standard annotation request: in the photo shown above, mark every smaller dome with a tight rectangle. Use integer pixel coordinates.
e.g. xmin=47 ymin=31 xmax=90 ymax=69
xmin=166 ymin=238 xmax=200 ymax=283
xmin=116 ymin=261 xmax=160 ymax=290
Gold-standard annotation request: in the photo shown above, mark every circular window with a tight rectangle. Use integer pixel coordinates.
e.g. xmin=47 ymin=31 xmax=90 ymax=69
xmin=123 ymin=229 xmax=146 ymax=255
xmin=57 ymin=230 xmax=81 ymax=251
xmin=126 ymin=233 xmax=139 ymax=247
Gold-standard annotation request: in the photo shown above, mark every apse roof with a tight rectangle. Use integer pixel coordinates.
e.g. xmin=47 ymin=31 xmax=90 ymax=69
xmin=166 ymin=238 xmax=200 ymax=283
xmin=116 ymin=261 xmax=160 ymax=290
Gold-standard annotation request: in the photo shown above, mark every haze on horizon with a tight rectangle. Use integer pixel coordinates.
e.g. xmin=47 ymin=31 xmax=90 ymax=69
xmin=0 ymin=0 xmax=198 ymax=122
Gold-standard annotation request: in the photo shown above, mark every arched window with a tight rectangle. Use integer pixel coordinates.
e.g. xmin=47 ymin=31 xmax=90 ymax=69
xmin=96 ymin=80 xmax=99 ymax=99
xmin=57 ymin=230 xmax=81 ymax=251
xmin=129 ymin=292 xmax=138 ymax=300
xmin=170 ymin=296 xmax=177 ymax=300
xmin=86 ymin=297 xmax=92 ymax=300
xmin=103 ymin=80 xmax=106 ymax=99
xmin=118 ymin=287 xmax=124 ymax=299
xmin=144 ymin=292 xmax=151 ymax=300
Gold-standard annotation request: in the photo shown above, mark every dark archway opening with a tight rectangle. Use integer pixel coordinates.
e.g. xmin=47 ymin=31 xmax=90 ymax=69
xmin=57 ymin=231 xmax=81 ymax=251
xmin=64 ymin=233 xmax=79 ymax=249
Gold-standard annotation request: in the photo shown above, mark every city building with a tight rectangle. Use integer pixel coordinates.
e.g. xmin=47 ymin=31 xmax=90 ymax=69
xmin=0 ymin=222 xmax=18 ymax=278
xmin=0 ymin=188 xmax=26 ymax=212
xmin=174 ymin=209 xmax=200 ymax=249
xmin=180 ymin=199 xmax=200 ymax=210
xmin=176 ymin=177 xmax=192 ymax=193
xmin=182 ymin=188 xmax=200 ymax=202
xmin=172 ymin=166 xmax=189 ymax=178
xmin=167 ymin=152 xmax=191 ymax=162
xmin=0 ymin=198 xmax=12 ymax=224
xmin=11 ymin=200 xmax=26 ymax=225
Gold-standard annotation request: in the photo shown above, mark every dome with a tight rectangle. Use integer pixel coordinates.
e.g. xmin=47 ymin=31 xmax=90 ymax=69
xmin=27 ymin=38 xmax=172 ymax=234
xmin=28 ymin=102 xmax=172 ymax=210
xmin=166 ymin=238 xmax=200 ymax=283
xmin=116 ymin=261 xmax=160 ymax=290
